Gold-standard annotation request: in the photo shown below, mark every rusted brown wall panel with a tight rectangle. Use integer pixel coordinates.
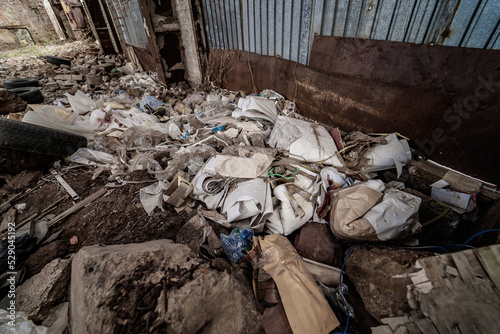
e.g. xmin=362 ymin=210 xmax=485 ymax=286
xmin=310 ymin=36 xmax=500 ymax=184
xmin=0 ymin=0 xmax=58 ymax=44
xmin=209 ymin=48 xmax=451 ymax=143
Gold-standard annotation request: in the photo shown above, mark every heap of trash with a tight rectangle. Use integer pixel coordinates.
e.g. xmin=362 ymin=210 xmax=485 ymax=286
xmin=2 ymin=65 xmax=493 ymax=333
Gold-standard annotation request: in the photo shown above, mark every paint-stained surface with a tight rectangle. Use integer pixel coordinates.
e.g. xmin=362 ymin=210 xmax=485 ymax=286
xmin=201 ymin=0 xmax=500 ymax=64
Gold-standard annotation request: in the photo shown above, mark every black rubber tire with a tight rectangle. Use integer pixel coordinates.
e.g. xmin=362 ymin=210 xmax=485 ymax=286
xmin=3 ymin=78 xmax=39 ymax=89
xmin=45 ymin=55 xmax=71 ymax=66
xmin=0 ymin=119 xmax=87 ymax=156
xmin=9 ymin=87 xmax=44 ymax=104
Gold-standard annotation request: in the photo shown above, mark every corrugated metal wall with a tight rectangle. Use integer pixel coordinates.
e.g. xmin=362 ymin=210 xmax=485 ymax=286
xmin=201 ymin=0 xmax=500 ymax=64
xmin=105 ymin=0 xmax=148 ymax=49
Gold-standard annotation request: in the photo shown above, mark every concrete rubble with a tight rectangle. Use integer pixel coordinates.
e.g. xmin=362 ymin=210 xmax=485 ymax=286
xmin=70 ymin=239 xmax=261 ymax=334
xmin=0 ymin=40 xmax=498 ymax=334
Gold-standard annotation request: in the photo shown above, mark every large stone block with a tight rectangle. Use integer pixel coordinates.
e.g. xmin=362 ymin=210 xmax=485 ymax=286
xmin=71 ymin=239 xmax=262 ymax=333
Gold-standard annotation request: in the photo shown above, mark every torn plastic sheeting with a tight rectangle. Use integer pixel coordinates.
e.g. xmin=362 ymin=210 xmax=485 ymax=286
xmin=364 ymin=188 xmax=421 ymax=241
xmin=289 ymin=165 xmax=321 ymax=196
xmin=214 ymin=152 xmax=274 ymax=179
xmin=266 ymin=183 xmax=316 ymax=236
xmin=140 ymin=181 xmax=170 ymax=215
xmin=329 ymin=182 xmax=421 ymax=241
xmin=237 ymin=96 xmax=278 ymax=123
xmin=110 ymin=107 xmax=162 ymax=131
xmin=221 ymin=178 xmax=273 ymax=232
xmin=177 ymin=213 xmax=222 ymax=256
xmin=362 ymin=133 xmax=412 ymax=177
xmin=269 ymin=117 xmax=343 ymax=167
xmin=256 ymin=234 xmax=340 ymax=333
xmin=122 ymin=126 xmax=169 ymax=148
xmin=139 ymin=95 xmax=164 ymax=111
xmin=22 ymin=105 xmax=97 ymax=140
xmin=198 ymin=208 xmax=231 ymax=228
xmin=65 ymin=90 xmax=98 ymax=114
xmin=69 ymin=148 xmax=117 ymax=168
xmin=267 ymin=116 xmax=302 ymax=149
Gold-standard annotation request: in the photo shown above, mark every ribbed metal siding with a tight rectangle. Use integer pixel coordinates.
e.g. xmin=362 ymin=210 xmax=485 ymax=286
xmin=105 ymin=0 xmax=148 ymax=49
xmin=201 ymin=0 xmax=500 ymax=64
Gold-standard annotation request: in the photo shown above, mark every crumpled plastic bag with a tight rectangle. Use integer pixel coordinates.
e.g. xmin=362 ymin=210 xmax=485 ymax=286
xmin=69 ymin=148 xmax=117 ymax=168
xmin=361 ymin=133 xmax=412 ymax=177
xmin=220 ymin=228 xmax=254 ymax=263
xmin=65 ymin=90 xmax=99 ymax=114
xmin=139 ymin=95 xmax=164 ymax=111
xmin=22 ymin=105 xmax=97 ymax=140
xmin=269 ymin=116 xmax=344 ymax=167
xmin=139 ymin=181 xmax=170 ymax=215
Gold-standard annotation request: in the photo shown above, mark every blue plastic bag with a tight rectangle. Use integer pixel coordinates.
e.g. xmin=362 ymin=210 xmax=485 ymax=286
xmin=220 ymin=228 xmax=254 ymax=263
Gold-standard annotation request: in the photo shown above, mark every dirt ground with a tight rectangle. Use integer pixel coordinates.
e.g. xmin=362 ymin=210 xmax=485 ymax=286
xmin=2 ymin=167 xmax=198 ymax=278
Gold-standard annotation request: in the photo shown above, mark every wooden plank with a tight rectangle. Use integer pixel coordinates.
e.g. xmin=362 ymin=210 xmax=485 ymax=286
xmin=418 ymin=250 xmax=500 ymax=334
xmin=475 ymin=246 xmax=500 ymax=295
xmin=47 ymin=188 xmax=107 ymax=227
xmin=414 ymin=318 xmax=439 ymax=334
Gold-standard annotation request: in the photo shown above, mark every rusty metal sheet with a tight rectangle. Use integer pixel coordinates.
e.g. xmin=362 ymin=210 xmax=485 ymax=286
xmin=209 ymin=48 xmax=451 ymax=141
xmin=309 ymin=36 xmax=500 ymax=184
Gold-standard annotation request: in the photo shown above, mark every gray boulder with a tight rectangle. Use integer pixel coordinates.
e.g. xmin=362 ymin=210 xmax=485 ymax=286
xmin=71 ymin=239 xmax=262 ymax=333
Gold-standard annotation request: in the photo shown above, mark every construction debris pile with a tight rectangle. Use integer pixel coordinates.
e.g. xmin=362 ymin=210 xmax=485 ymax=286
xmin=0 ymin=45 xmax=497 ymax=334
xmin=0 ymin=41 xmax=174 ymax=109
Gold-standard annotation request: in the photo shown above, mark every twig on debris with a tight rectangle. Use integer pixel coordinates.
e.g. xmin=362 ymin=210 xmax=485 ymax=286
xmin=248 ymin=52 xmax=258 ymax=94
xmin=47 ymin=188 xmax=108 ymax=227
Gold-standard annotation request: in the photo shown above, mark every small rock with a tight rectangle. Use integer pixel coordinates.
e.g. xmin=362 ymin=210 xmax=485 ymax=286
xmin=71 ymin=240 xmax=262 ymax=334
xmin=86 ymin=73 xmax=102 ymax=87
xmin=17 ymin=257 xmax=72 ymax=323
xmin=70 ymin=236 xmax=78 ymax=245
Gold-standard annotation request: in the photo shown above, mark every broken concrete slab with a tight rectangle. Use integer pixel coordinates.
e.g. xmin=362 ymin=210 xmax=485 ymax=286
xmin=71 ymin=239 xmax=262 ymax=334
xmin=16 ymin=257 xmax=72 ymax=323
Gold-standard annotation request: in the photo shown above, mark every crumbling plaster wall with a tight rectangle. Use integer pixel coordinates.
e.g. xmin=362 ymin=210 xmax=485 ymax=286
xmin=0 ymin=0 xmax=59 ymax=45
xmin=0 ymin=29 xmax=22 ymax=50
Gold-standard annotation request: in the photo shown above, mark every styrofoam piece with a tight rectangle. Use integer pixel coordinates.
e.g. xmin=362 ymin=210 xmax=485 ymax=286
xmin=431 ymin=187 xmax=472 ymax=210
